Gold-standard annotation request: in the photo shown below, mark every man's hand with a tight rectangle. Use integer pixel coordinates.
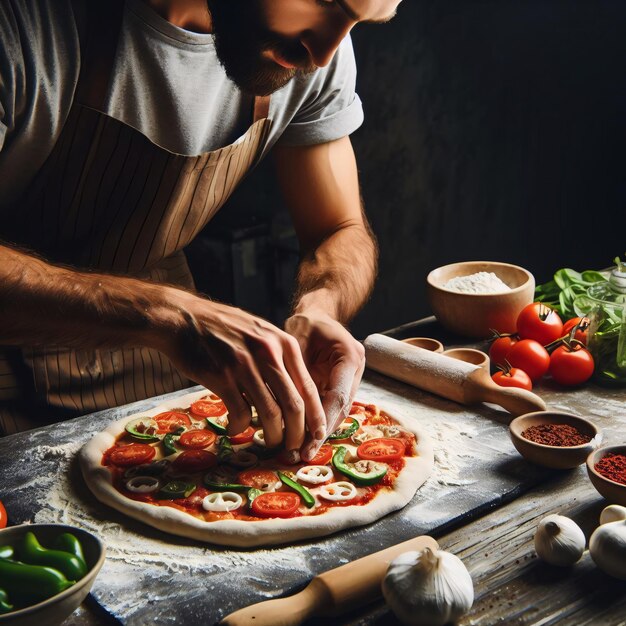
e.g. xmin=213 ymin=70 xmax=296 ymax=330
xmin=285 ymin=309 xmax=365 ymax=461
xmin=153 ymin=290 xmax=327 ymax=456
xmin=0 ymin=244 xmax=327 ymax=455
xmin=273 ymin=137 xmax=377 ymax=461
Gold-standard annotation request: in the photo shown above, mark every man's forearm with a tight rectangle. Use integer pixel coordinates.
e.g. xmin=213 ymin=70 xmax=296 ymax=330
xmin=0 ymin=244 xmax=178 ymax=349
xmin=292 ymin=220 xmax=378 ymax=324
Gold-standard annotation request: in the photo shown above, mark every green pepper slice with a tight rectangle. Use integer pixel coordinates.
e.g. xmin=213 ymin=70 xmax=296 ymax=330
xmin=218 ymin=436 xmax=234 ymax=461
xmin=332 ymin=446 xmax=387 ymax=486
xmin=157 ymin=481 xmax=196 ymax=500
xmin=20 ymin=532 xmax=87 ymax=581
xmin=206 ymin=416 xmax=228 ymax=435
xmin=0 ymin=588 xmax=13 ymax=614
xmin=0 ymin=546 xmax=13 ymax=560
xmin=124 ymin=459 xmax=170 ymax=479
xmin=278 ymin=471 xmax=315 ymax=509
xmin=125 ymin=418 xmax=161 ymax=442
xmin=203 ymin=468 xmax=248 ymax=492
xmin=246 ymin=488 xmax=263 ymax=510
xmin=327 ymin=417 xmax=359 ymax=441
xmin=53 ymin=533 xmax=86 ymax=567
xmin=0 ymin=559 xmax=75 ymax=601
xmin=162 ymin=426 xmax=186 ymax=456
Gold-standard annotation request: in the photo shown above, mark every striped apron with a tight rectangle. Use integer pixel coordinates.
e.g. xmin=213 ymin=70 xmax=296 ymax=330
xmin=0 ymin=2 xmax=272 ymax=434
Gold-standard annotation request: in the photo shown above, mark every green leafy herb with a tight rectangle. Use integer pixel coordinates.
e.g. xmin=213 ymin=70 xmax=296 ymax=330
xmin=536 ymin=260 xmax=625 ymax=386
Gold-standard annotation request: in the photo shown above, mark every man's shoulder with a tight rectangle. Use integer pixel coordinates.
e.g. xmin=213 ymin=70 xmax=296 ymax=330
xmin=268 ymin=35 xmax=362 ymax=149
xmin=278 ymin=35 xmax=358 ymax=109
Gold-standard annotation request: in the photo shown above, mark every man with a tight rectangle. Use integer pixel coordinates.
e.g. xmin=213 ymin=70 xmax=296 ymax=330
xmin=0 ymin=0 xmax=401 ymax=461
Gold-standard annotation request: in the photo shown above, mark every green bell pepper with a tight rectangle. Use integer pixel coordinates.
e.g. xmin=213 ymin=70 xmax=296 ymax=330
xmin=218 ymin=436 xmax=234 ymax=460
xmin=125 ymin=417 xmax=160 ymax=442
xmin=206 ymin=417 xmax=228 ymax=435
xmin=203 ymin=468 xmax=248 ymax=492
xmin=162 ymin=426 xmax=186 ymax=456
xmin=20 ymin=531 xmax=87 ymax=580
xmin=0 ymin=546 xmax=13 ymax=560
xmin=278 ymin=471 xmax=315 ymax=508
xmin=332 ymin=446 xmax=387 ymax=486
xmin=157 ymin=481 xmax=196 ymax=500
xmin=327 ymin=417 xmax=359 ymax=441
xmin=0 ymin=588 xmax=13 ymax=614
xmin=0 ymin=560 xmax=75 ymax=601
xmin=246 ymin=488 xmax=263 ymax=510
xmin=53 ymin=533 xmax=86 ymax=568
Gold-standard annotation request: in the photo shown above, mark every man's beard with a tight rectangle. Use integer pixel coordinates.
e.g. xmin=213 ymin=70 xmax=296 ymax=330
xmin=206 ymin=0 xmax=316 ymax=96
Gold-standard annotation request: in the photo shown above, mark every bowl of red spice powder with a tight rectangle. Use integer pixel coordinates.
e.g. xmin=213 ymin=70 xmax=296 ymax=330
xmin=509 ymin=411 xmax=602 ymax=469
xmin=586 ymin=445 xmax=626 ymax=506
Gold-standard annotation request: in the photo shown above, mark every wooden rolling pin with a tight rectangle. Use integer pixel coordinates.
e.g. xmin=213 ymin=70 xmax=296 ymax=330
xmin=220 ymin=535 xmax=438 ymax=626
xmin=364 ymin=333 xmax=546 ymax=416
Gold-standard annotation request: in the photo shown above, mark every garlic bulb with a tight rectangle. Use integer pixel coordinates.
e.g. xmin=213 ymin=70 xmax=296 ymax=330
xmin=589 ymin=520 xmax=626 ymax=580
xmin=599 ymin=504 xmax=626 ymax=525
xmin=534 ymin=514 xmax=585 ymax=566
xmin=382 ymin=547 xmax=473 ymax=626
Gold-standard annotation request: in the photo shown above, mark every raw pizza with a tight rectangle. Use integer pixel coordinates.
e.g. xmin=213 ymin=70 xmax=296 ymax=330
xmin=80 ymin=389 xmax=433 ymax=547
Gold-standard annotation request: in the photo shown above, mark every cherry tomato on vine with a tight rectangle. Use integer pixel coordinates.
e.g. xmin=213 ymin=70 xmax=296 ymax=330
xmin=507 ymin=339 xmax=550 ymax=382
xmin=516 ymin=303 xmax=563 ymax=345
xmin=488 ymin=334 xmax=519 ymax=366
xmin=562 ymin=317 xmax=590 ymax=345
xmin=549 ymin=344 xmax=594 ymax=386
xmin=492 ymin=367 xmax=532 ymax=391
xmin=0 ymin=500 xmax=7 ymax=529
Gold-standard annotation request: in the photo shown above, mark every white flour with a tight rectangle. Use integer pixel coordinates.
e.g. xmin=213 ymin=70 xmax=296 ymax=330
xmin=443 ymin=271 xmax=511 ymax=294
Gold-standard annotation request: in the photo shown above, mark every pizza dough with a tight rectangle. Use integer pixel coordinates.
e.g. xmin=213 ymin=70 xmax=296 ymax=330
xmin=80 ymin=389 xmax=433 ymax=547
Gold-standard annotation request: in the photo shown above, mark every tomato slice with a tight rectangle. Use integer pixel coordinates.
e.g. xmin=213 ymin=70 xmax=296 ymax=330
xmin=357 ymin=438 xmax=405 ymax=462
xmin=238 ymin=469 xmax=280 ymax=491
xmin=178 ymin=429 xmax=217 ymax=450
xmin=154 ymin=411 xmax=192 ymax=434
xmin=172 ymin=450 xmax=217 ymax=473
xmin=0 ymin=500 xmax=7 ymax=529
xmin=251 ymin=492 xmax=300 ymax=518
xmin=309 ymin=444 xmax=333 ymax=465
xmin=229 ymin=426 xmax=256 ymax=445
xmin=108 ymin=443 xmax=156 ymax=467
xmin=190 ymin=399 xmax=227 ymax=418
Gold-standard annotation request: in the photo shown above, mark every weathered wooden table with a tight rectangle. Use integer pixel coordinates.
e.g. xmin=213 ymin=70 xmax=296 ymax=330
xmin=1 ymin=317 xmax=625 ymax=625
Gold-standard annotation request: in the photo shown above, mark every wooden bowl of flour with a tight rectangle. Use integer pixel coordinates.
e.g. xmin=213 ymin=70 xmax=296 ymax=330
xmin=427 ymin=261 xmax=535 ymax=339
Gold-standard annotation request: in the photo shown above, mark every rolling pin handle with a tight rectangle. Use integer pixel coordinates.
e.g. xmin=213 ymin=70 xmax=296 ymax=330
xmin=219 ymin=582 xmax=327 ymax=626
xmin=480 ymin=382 xmax=547 ymax=417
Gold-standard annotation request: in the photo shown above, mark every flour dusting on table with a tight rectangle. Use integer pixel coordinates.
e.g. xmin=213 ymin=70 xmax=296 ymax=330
xmin=23 ymin=378 xmax=523 ymax=624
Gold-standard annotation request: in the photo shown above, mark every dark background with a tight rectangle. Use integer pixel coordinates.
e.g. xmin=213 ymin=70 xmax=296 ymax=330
xmin=188 ymin=0 xmax=626 ymax=338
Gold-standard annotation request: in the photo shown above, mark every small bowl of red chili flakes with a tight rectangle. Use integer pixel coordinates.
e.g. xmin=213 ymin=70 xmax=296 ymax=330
xmin=586 ymin=444 xmax=626 ymax=506
xmin=509 ymin=411 xmax=602 ymax=469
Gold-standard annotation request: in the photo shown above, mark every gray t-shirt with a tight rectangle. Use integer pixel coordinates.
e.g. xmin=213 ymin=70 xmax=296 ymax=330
xmin=0 ymin=0 xmax=364 ymax=205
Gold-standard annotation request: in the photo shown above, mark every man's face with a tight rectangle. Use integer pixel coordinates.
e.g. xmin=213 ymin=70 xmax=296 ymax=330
xmin=206 ymin=0 xmax=402 ymax=96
